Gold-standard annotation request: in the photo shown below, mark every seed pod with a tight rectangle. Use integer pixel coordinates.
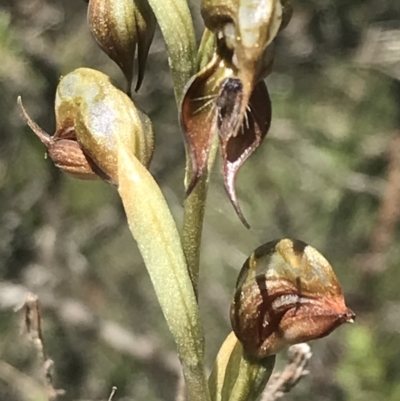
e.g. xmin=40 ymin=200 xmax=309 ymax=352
xmin=88 ymin=0 xmax=155 ymax=94
xmin=231 ymin=239 xmax=355 ymax=359
xmin=19 ymin=68 xmax=154 ymax=184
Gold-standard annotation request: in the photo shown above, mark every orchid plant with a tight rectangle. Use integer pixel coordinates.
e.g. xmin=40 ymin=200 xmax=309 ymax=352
xmin=18 ymin=1 xmax=354 ymax=401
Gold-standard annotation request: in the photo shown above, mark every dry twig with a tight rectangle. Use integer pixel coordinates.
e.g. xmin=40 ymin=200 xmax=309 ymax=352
xmin=23 ymin=292 xmax=65 ymax=400
xmin=107 ymin=386 xmax=117 ymax=401
xmin=0 ymin=360 xmax=48 ymax=401
xmin=0 ymin=281 xmax=179 ymax=382
xmin=262 ymin=343 xmax=312 ymax=401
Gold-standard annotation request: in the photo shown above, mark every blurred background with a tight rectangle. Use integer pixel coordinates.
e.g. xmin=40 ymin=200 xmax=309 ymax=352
xmin=1 ymin=0 xmax=400 ymax=400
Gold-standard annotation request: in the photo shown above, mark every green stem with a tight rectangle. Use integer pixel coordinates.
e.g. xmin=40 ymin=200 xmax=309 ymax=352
xmin=146 ymin=0 xmax=197 ymax=103
xmin=181 ymin=29 xmax=219 ymax=295
xmin=147 ymin=0 xmax=209 ymax=295
xmin=182 ymin=175 xmax=207 ymax=294
xmin=182 ymin=135 xmax=218 ymax=296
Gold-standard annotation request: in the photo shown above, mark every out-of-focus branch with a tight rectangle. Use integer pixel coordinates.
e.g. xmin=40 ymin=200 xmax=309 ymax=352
xmin=0 ymin=360 xmax=48 ymax=401
xmin=358 ymin=133 xmax=400 ymax=273
xmin=356 ymin=22 xmax=400 ymax=81
xmin=269 ymin=126 xmax=386 ymax=197
xmin=0 ymin=282 xmax=180 ymax=376
xmin=23 ymin=293 xmax=65 ymax=401
xmin=262 ymin=344 xmax=312 ymax=401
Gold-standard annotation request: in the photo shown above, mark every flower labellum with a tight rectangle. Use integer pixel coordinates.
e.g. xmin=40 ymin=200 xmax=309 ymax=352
xmin=231 ymin=239 xmax=355 ymax=359
xmin=19 ymin=68 xmax=154 ymax=184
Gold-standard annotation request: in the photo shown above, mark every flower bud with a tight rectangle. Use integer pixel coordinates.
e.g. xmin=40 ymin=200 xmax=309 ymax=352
xmin=19 ymin=68 xmax=154 ymax=184
xmin=231 ymin=239 xmax=355 ymax=359
xmin=88 ymin=0 xmax=156 ymax=93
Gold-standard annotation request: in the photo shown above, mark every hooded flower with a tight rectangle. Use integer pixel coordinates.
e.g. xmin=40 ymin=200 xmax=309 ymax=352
xmin=181 ymin=0 xmax=291 ymax=227
xmin=19 ymin=68 xmax=154 ymax=184
xmin=231 ymin=239 xmax=355 ymax=359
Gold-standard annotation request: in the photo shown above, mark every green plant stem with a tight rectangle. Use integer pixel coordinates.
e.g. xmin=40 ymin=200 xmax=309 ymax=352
xmin=197 ymin=29 xmax=216 ymax=71
xmin=136 ymin=2 xmax=214 ymax=399
xmin=147 ymin=0 xmax=211 ymax=295
xmin=146 ymin=0 xmax=197 ymax=103
xmin=181 ymin=28 xmax=219 ymax=295
xmin=181 ymin=174 xmax=207 ymax=295
xmin=117 ymin=146 xmax=211 ymax=401
xmin=182 ymin=136 xmax=219 ymax=296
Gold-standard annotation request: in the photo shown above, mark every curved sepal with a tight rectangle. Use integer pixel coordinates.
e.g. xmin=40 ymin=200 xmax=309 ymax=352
xmin=180 ymin=54 xmax=235 ymax=195
xmin=134 ymin=0 xmax=156 ymax=91
xmin=18 ymin=96 xmax=100 ymax=180
xmin=219 ymin=79 xmax=271 ymax=228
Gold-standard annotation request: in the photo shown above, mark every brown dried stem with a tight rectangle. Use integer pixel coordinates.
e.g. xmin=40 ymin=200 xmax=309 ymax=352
xmin=261 ymin=343 xmax=312 ymax=401
xmin=23 ymin=292 xmax=65 ymax=401
xmin=107 ymin=386 xmax=117 ymax=401
xmin=0 ymin=360 xmax=48 ymax=401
